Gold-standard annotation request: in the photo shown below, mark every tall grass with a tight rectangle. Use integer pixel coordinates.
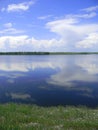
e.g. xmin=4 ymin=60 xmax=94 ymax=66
xmin=0 ymin=103 xmax=98 ymax=130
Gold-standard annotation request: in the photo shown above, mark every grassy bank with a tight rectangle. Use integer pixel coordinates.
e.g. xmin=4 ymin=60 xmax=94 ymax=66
xmin=0 ymin=104 xmax=98 ymax=130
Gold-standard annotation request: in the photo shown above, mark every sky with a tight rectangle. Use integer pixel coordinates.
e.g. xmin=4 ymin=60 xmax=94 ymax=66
xmin=0 ymin=0 xmax=98 ymax=52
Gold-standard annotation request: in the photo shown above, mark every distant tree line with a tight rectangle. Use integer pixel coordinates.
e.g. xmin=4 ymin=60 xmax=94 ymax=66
xmin=0 ymin=52 xmax=98 ymax=55
xmin=0 ymin=52 xmax=50 ymax=55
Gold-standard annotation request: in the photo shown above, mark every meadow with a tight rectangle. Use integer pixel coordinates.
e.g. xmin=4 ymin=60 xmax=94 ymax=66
xmin=0 ymin=103 xmax=98 ymax=130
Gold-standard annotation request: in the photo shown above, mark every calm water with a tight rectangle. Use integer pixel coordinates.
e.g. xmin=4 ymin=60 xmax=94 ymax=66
xmin=0 ymin=55 xmax=98 ymax=107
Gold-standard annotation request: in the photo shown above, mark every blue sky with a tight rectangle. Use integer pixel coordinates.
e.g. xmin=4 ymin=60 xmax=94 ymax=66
xmin=0 ymin=0 xmax=98 ymax=52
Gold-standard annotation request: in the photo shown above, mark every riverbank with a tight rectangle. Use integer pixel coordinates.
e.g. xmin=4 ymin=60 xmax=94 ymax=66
xmin=0 ymin=103 xmax=98 ymax=130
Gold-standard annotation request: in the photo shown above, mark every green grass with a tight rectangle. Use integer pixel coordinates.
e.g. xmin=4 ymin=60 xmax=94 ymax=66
xmin=0 ymin=103 xmax=98 ymax=130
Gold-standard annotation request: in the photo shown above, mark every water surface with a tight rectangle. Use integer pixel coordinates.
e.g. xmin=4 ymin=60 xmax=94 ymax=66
xmin=0 ymin=55 xmax=98 ymax=108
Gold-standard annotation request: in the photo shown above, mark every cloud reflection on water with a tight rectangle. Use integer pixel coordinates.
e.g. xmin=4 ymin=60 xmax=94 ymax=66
xmin=0 ymin=55 xmax=98 ymax=86
xmin=0 ymin=55 xmax=98 ymax=105
xmin=48 ymin=55 xmax=98 ymax=88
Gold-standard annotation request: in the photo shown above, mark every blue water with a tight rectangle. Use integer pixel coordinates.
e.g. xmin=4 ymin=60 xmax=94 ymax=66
xmin=0 ymin=55 xmax=98 ymax=107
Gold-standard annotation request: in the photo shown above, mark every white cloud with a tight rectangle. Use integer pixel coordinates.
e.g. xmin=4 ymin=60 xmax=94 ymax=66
xmin=0 ymin=28 xmax=24 ymax=35
xmin=0 ymin=35 xmax=62 ymax=51
xmin=82 ymin=5 xmax=98 ymax=12
xmin=0 ymin=35 xmax=29 ymax=49
xmin=3 ymin=1 xmax=35 ymax=12
xmin=79 ymin=12 xmax=97 ymax=18
xmin=1 ymin=23 xmax=24 ymax=35
xmin=0 ymin=5 xmax=98 ymax=51
xmin=46 ymin=18 xmax=78 ymax=36
xmin=66 ymin=12 xmax=97 ymax=19
xmin=76 ymin=33 xmax=98 ymax=48
xmin=1 ymin=17 xmax=98 ymax=51
xmin=4 ymin=23 xmax=13 ymax=28
xmin=45 ymin=7 xmax=97 ymax=51
xmin=46 ymin=14 xmax=98 ymax=50
xmin=46 ymin=16 xmax=98 ymax=36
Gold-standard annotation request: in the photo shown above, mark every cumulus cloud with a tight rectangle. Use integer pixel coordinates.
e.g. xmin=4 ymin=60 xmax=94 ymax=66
xmin=76 ymin=33 xmax=98 ymax=48
xmin=45 ymin=5 xmax=98 ymax=51
xmin=0 ymin=35 xmax=28 ymax=49
xmin=46 ymin=11 xmax=98 ymax=51
xmin=0 ymin=35 xmax=63 ymax=51
xmin=1 ymin=17 xmax=98 ymax=51
xmin=46 ymin=18 xmax=98 ymax=36
xmin=0 ymin=5 xmax=98 ymax=51
xmin=2 ymin=1 xmax=35 ymax=12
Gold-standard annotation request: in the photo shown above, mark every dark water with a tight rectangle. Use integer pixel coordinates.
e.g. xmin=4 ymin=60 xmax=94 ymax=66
xmin=0 ymin=55 xmax=98 ymax=108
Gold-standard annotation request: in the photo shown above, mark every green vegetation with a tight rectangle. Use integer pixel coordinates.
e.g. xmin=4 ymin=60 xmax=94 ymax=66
xmin=0 ymin=52 xmax=98 ymax=55
xmin=0 ymin=52 xmax=50 ymax=55
xmin=0 ymin=103 xmax=98 ymax=130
